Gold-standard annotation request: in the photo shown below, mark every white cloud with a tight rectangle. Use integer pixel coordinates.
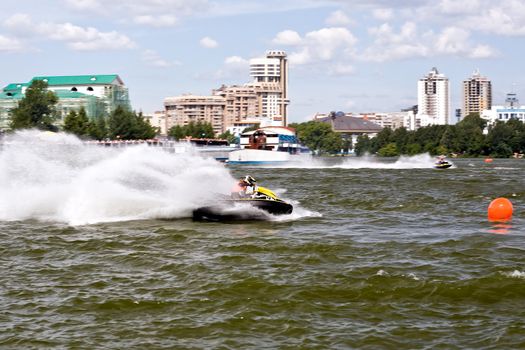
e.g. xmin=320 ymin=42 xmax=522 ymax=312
xmin=279 ymin=27 xmax=357 ymax=65
xmin=413 ymin=1 xmax=525 ymax=36
xmin=372 ymin=8 xmax=393 ymax=21
xmin=224 ymin=55 xmax=248 ymax=66
xmin=325 ymin=10 xmax=352 ymax=26
xmin=472 ymin=2 xmax=525 ymax=36
xmin=469 ymin=44 xmax=497 ymax=58
xmin=329 ymin=63 xmax=355 ymax=76
xmin=3 ymin=14 xmax=136 ymax=51
xmin=434 ymin=26 xmax=496 ymax=57
xmin=438 ymin=0 xmax=481 ymax=15
xmin=0 ymin=35 xmax=25 ymax=52
xmin=360 ymin=22 xmax=428 ymax=62
xmin=200 ymin=36 xmax=218 ymax=48
xmin=434 ymin=27 xmax=470 ymax=55
xmin=213 ymin=55 xmax=249 ymax=79
xmin=360 ymin=21 xmax=496 ymax=62
xmin=272 ymin=30 xmax=302 ymax=46
xmin=141 ymin=49 xmax=180 ymax=67
xmin=64 ymin=0 xmax=103 ymax=12
xmin=134 ymin=15 xmax=178 ymax=27
xmin=3 ymin=13 xmax=34 ymax=36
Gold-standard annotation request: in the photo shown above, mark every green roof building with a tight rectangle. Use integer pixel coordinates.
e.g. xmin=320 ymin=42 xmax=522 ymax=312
xmin=0 ymin=74 xmax=131 ymax=130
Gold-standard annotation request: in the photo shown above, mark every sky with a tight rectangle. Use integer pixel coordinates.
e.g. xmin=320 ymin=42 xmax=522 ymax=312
xmin=0 ymin=0 xmax=524 ymax=123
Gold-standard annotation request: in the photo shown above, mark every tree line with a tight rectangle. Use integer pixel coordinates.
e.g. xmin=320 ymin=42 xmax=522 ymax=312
xmin=354 ymin=113 xmax=525 ymax=158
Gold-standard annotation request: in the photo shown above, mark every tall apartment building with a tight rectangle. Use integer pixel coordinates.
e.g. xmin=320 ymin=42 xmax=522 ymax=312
xmin=164 ymin=95 xmax=225 ymax=135
xmin=164 ymin=50 xmax=290 ymax=135
xmin=462 ymin=69 xmax=492 ymax=118
xmin=212 ymin=85 xmax=258 ymax=128
xmin=247 ymin=50 xmax=289 ymax=125
xmin=417 ymin=67 xmax=450 ymax=126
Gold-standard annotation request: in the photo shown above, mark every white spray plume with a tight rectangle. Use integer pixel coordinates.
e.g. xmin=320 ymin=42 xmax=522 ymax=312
xmin=0 ymin=130 xmax=235 ymax=225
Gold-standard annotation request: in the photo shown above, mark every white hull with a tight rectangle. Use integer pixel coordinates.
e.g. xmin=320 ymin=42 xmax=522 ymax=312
xmin=228 ymin=149 xmax=292 ymax=164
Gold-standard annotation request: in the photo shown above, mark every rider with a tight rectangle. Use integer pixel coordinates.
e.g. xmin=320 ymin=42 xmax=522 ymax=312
xmin=436 ymin=155 xmax=447 ymax=164
xmin=233 ymin=175 xmax=258 ymax=199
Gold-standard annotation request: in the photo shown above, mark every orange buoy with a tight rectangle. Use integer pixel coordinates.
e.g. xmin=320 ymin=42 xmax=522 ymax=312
xmin=484 ymin=158 xmax=493 ymax=163
xmin=488 ymin=198 xmax=513 ymax=222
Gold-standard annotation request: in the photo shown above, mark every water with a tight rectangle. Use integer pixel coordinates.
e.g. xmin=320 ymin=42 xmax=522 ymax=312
xmin=1 ymin=131 xmax=524 ymax=349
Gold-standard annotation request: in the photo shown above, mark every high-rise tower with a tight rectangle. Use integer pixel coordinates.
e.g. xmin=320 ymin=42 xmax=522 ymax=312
xmin=462 ymin=69 xmax=492 ymax=118
xmin=417 ymin=67 xmax=450 ymax=126
xmin=248 ymin=50 xmax=289 ymax=126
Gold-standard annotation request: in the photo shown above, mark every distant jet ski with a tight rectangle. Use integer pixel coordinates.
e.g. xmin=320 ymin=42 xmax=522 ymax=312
xmin=192 ymin=186 xmax=293 ymax=221
xmin=434 ymin=155 xmax=453 ymax=169
xmin=434 ymin=161 xmax=453 ymax=169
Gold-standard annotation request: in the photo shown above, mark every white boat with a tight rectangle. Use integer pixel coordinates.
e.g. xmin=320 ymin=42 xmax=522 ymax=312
xmin=227 ymin=126 xmax=309 ymax=164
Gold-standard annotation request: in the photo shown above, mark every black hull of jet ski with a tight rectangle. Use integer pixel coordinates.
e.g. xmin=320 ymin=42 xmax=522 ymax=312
xmin=434 ymin=162 xmax=452 ymax=169
xmin=192 ymin=198 xmax=293 ymax=222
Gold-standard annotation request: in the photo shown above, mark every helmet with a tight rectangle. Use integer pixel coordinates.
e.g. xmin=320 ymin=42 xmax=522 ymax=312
xmin=241 ymin=175 xmax=256 ymax=186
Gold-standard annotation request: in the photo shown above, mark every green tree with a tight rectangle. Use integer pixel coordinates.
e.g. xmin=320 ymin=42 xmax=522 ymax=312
xmin=63 ymin=107 xmax=90 ymax=137
xmin=9 ymin=80 xmax=59 ymax=131
xmin=167 ymin=121 xmax=215 ymax=140
xmin=218 ymin=130 xmax=237 ymax=144
xmin=377 ymin=142 xmax=399 ymax=157
xmin=88 ymin=116 xmax=107 ymax=140
xmin=290 ymin=121 xmax=343 ymax=154
xmin=133 ymin=112 xmax=157 ymax=139
xmin=370 ymin=127 xmax=393 ymax=154
xmin=455 ymin=113 xmax=487 ymax=156
xmin=354 ymin=134 xmax=372 ymax=156
xmin=107 ymin=106 xmax=156 ymax=140
xmin=168 ymin=125 xmax=185 ymax=140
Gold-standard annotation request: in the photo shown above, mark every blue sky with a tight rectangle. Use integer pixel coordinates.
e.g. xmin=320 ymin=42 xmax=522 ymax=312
xmin=0 ymin=0 xmax=524 ymax=123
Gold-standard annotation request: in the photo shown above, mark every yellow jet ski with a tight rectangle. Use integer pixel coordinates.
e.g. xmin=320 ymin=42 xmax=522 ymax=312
xmin=192 ymin=186 xmax=293 ymax=221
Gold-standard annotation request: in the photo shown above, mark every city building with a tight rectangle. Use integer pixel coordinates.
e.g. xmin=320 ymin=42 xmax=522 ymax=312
xmin=143 ymin=111 xmax=168 ymax=136
xmin=462 ymin=69 xmax=492 ymax=118
xmin=247 ymin=50 xmax=289 ymax=125
xmin=481 ymin=92 xmax=525 ymax=127
xmin=164 ymin=94 xmax=226 ymax=135
xmin=357 ymin=112 xmax=406 ymax=130
xmin=315 ymin=112 xmax=383 ymax=149
xmin=212 ymin=85 xmax=258 ymax=128
xmin=417 ymin=67 xmax=451 ymax=126
xmin=164 ymin=50 xmax=290 ymax=135
xmin=0 ymin=74 xmax=130 ymax=131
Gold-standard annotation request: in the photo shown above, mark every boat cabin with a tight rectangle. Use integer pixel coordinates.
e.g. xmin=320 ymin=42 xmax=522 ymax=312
xmin=239 ymin=127 xmax=302 ymax=154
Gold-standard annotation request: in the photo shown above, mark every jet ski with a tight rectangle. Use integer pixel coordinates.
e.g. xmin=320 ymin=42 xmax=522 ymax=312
xmin=434 ymin=161 xmax=453 ymax=169
xmin=192 ymin=186 xmax=293 ymax=221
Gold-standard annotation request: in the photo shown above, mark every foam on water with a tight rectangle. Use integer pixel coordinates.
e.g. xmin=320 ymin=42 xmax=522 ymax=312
xmin=266 ymin=153 xmax=443 ymax=169
xmin=0 ymin=130 xmax=236 ymax=225
xmin=335 ymin=153 xmax=439 ymax=169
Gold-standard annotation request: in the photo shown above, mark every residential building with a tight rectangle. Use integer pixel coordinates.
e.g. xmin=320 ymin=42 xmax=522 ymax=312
xmin=212 ymin=85 xmax=258 ymax=128
xmin=164 ymin=94 xmax=226 ymax=135
xmin=462 ymin=69 xmax=492 ymax=118
xmin=0 ymin=74 xmax=130 ymax=131
xmin=417 ymin=67 xmax=450 ymax=126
